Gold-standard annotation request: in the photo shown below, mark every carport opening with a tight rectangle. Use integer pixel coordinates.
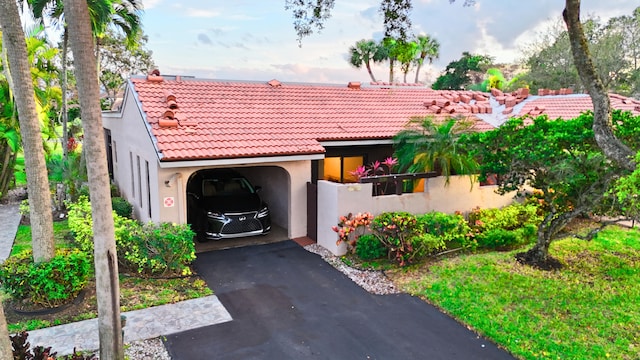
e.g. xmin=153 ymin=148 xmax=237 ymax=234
xmin=186 ymin=166 xmax=290 ymax=251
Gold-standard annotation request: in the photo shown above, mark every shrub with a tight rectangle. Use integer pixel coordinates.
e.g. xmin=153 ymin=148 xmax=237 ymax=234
xmin=468 ymin=203 xmax=542 ymax=249
xmin=0 ymin=249 xmax=91 ymax=308
xmin=417 ymin=212 xmax=473 ymax=249
xmin=123 ymin=222 xmax=196 ymax=276
xmin=68 ymin=197 xmax=196 ymax=276
xmin=332 ymin=212 xmax=373 ymax=252
xmin=111 ymin=196 xmax=133 ymax=218
xmin=67 ymin=196 xmax=94 ymax=252
xmin=68 ymin=196 xmax=138 ymax=254
xmin=355 ymin=234 xmax=387 ymax=260
xmin=370 ymin=212 xmax=429 ymax=266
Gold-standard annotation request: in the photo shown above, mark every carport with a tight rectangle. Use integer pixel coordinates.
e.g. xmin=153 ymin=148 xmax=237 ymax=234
xmin=186 ymin=165 xmax=291 ymax=251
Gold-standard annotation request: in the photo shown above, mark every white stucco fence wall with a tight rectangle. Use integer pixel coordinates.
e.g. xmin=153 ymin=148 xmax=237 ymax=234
xmin=317 ymin=175 xmax=516 ymax=255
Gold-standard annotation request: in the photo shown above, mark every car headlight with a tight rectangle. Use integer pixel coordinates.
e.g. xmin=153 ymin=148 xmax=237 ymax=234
xmin=207 ymin=211 xmax=226 ymax=220
xmin=257 ymin=206 xmax=269 ymax=218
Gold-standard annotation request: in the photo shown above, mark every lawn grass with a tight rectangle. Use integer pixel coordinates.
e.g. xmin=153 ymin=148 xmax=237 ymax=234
xmin=12 ymin=220 xmax=73 ymax=256
xmin=394 ymin=226 xmax=640 ymax=360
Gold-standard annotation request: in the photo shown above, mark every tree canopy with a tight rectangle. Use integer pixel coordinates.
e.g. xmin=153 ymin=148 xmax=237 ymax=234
xmin=467 ymin=110 xmax=639 ymax=267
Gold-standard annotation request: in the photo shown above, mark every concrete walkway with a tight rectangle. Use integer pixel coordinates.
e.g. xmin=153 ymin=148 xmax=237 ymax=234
xmin=27 ymin=295 xmax=232 ymax=355
xmin=0 ymin=203 xmax=20 ymax=262
xmin=0 ymin=202 xmax=233 ymax=356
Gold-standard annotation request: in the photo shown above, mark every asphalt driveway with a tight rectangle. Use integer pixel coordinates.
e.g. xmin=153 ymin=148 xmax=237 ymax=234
xmin=164 ymin=241 xmax=514 ymax=360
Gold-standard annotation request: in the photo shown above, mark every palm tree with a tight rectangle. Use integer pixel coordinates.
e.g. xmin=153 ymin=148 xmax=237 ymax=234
xmin=0 ymin=300 xmax=11 ymax=360
xmin=348 ymin=39 xmax=385 ymax=82
xmin=63 ymin=0 xmax=123 ymax=357
xmin=0 ymin=0 xmax=55 ymax=262
xmin=29 ymin=0 xmax=142 ymax=158
xmin=414 ymin=34 xmax=440 ymax=83
xmin=393 ymin=117 xmax=478 ymax=184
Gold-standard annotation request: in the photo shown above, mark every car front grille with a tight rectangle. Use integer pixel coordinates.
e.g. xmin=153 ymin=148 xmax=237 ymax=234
xmin=221 ymin=212 xmax=262 ymax=234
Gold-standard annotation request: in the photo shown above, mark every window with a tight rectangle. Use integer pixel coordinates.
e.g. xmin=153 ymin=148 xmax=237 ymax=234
xmin=137 ymin=155 xmax=142 ymax=205
xmin=146 ymin=160 xmax=151 ymax=218
xmin=130 ymin=152 xmax=135 ymax=198
xmin=321 ymin=156 xmax=363 ymax=183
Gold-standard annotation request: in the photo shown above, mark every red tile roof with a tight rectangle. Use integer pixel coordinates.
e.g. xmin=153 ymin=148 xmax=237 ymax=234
xmin=127 ymin=76 xmax=640 ymax=162
xmin=517 ymin=93 xmax=640 ymax=121
xmin=130 ymin=77 xmax=494 ymax=161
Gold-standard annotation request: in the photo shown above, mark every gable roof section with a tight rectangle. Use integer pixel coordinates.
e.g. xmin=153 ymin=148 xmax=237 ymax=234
xmin=128 ymin=76 xmax=640 ymax=162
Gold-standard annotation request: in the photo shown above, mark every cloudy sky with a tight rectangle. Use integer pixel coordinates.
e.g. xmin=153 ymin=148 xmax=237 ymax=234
xmin=140 ymin=0 xmax=639 ymax=84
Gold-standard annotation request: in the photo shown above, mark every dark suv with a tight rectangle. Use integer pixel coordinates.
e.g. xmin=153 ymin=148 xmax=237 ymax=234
xmin=188 ymin=169 xmax=271 ymax=241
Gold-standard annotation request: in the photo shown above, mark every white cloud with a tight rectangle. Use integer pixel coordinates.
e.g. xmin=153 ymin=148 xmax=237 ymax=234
xmin=185 ymin=8 xmax=220 ymax=18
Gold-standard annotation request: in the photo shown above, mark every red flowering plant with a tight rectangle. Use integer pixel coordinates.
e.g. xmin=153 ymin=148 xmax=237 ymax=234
xmin=331 ymin=212 xmax=373 ymax=252
xmin=349 ymin=157 xmax=399 ymax=195
xmin=349 ymin=157 xmax=398 ymax=181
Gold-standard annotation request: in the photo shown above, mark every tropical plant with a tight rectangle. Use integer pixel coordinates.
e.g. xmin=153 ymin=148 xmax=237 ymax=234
xmin=0 ymin=248 xmax=91 ymax=308
xmin=413 ymin=33 xmax=440 ymax=83
xmin=393 ymin=117 xmax=478 ymax=184
xmin=332 ymin=212 xmax=373 ymax=252
xmin=348 ymin=39 xmax=385 ymax=82
xmin=370 ymin=211 xmax=444 ymax=266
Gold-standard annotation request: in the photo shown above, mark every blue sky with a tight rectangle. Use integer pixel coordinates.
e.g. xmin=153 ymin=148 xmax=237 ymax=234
xmin=140 ymin=0 xmax=639 ymax=84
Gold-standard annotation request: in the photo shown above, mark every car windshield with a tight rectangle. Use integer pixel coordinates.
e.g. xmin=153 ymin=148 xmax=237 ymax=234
xmin=202 ymin=177 xmax=254 ymax=196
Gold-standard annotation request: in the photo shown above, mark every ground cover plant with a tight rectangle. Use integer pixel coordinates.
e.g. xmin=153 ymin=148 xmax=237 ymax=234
xmin=389 ymin=225 xmax=640 ymax=360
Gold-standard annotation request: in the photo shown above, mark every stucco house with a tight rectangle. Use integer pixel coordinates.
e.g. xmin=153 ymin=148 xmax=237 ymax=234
xmin=102 ymin=73 xmax=640 ymax=248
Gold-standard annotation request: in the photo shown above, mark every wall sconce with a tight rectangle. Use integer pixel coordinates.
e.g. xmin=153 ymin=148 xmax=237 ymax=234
xmin=165 ymin=173 xmax=182 ymax=187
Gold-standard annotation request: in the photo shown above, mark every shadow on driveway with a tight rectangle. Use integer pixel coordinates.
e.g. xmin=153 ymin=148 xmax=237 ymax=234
xmin=164 ymin=241 xmax=514 ymax=360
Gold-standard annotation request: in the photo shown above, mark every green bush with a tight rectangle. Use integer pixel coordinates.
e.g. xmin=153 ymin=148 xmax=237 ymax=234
xmin=0 ymin=249 xmax=91 ymax=308
xmin=124 ymin=222 xmax=196 ymax=276
xmin=68 ymin=197 xmax=195 ymax=276
xmin=111 ymin=197 xmax=133 ymax=218
xmin=469 ymin=203 xmax=542 ymax=249
xmin=417 ymin=212 xmax=473 ymax=249
xmin=68 ymin=196 xmax=138 ymax=254
xmin=355 ymin=234 xmax=387 ymax=260
xmin=67 ymin=196 xmax=94 ymax=252
xmin=370 ymin=212 xmax=441 ymax=266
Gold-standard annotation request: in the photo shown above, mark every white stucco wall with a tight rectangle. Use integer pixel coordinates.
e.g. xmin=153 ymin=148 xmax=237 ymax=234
xmin=317 ymin=175 xmax=517 ymax=255
xmin=103 ymin=87 xmax=161 ymax=223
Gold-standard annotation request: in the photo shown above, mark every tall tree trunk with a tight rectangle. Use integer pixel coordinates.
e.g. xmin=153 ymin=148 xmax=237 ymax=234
xmin=563 ymin=0 xmax=635 ymax=171
xmin=365 ymin=61 xmax=377 ymax=82
xmin=0 ymin=0 xmax=55 ymax=262
xmin=63 ymin=1 xmax=123 ymax=359
xmin=389 ymin=59 xmax=395 ymax=83
xmin=414 ymin=61 xmax=423 ymax=84
xmin=62 ymin=28 xmax=69 ymax=161
xmin=0 ymin=146 xmax=17 ymax=197
xmin=0 ymin=301 xmax=11 ymax=360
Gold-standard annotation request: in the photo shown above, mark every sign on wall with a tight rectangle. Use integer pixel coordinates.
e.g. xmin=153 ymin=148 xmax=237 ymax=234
xmin=163 ymin=197 xmax=175 ymax=207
